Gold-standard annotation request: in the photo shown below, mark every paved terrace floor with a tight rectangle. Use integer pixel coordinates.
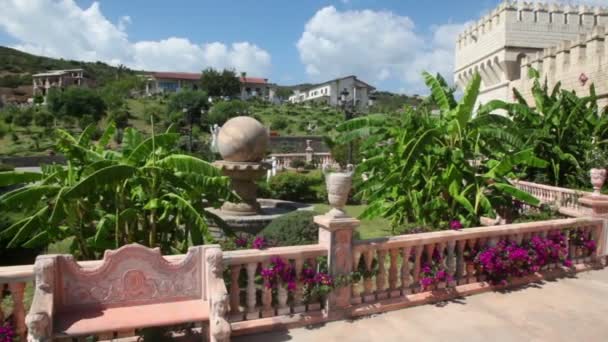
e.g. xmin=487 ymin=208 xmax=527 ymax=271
xmin=235 ymin=268 xmax=608 ymax=342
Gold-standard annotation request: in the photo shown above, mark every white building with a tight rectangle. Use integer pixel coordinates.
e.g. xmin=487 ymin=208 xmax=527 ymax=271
xmin=454 ymin=1 xmax=608 ymax=108
xmin=288 ymin=75 xmax=376 ymax=111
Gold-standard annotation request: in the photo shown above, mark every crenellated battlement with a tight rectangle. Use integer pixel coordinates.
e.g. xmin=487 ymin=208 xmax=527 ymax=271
xmin=457 ymin=1 xmax=608 ymax=50
xmin=518 ymin=26 xmax=606 ymax=74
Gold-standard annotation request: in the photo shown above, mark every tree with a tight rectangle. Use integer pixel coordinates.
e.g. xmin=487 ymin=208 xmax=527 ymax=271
xmin=207 ymin=100 xmax=249 ymax=126
xmin=46 ymin=86 xmax=106 ymax=121
xmin=200 ymin=68 xmax=241 ymax=98
xmin=100 ymin=75 xmax=143 ymax=111
xmin=275 ymin=88 xmax=293 ymax=101
xmin=337 ymin=72 xmax=545 ymax=230
xmin=0 ymin=122 xmax=235 ymax=259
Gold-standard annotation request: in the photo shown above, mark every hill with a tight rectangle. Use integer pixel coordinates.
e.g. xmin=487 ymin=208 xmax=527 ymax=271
xmin=0 ymin=46 xmax=130 ymax=102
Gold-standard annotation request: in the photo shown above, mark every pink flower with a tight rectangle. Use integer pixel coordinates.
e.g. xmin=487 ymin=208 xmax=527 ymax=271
xmin=0 ymin=323 xmax=14 ymax=342
xmin=235 ymin=236 xmax=248 ymax=248
xmin=252 ymin=236 xmax=267 ymax=249
xmin=449 ymin=220 xmax=463 ymax=231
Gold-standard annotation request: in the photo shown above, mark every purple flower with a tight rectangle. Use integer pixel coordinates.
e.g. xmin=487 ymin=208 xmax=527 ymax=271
xmin=0 ymin=323 xmax=13 ymax=342
xmin=420 ymin=277 xmax=434 ymax=288
xmin=235 ymin=236 xmax=248 ymax=248
xmin=449 ymin=220 xmax=463 ymax=231
xmin=252 ymin=236 xmax=267 ymax=249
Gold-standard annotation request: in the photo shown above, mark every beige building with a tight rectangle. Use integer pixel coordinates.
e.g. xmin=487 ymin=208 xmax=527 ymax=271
xmin=32 ymin=69 xmax=90 ymax=96
xmin=288 ymin=75 xmax=375 ymax=112
xmin=454 ymin=1 xmax=608 ymax=108
xmin=144 ymin=72 xmax=276 ymax=101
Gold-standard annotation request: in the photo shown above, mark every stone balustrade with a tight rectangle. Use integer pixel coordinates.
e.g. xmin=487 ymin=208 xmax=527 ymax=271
xmin=350 ymin=217 xmax=603 ymax=307
xmin=223 ymin=245 xmax=327 ymax=323
xmin=512 ymin=180 xmax=592 ymax=217
xmin=270 ymin=153 xmax=338 ymax=170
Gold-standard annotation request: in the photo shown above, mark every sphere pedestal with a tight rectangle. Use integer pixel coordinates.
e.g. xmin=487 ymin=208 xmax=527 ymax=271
xmin=214 ymin=161 xmax=268 ymax=216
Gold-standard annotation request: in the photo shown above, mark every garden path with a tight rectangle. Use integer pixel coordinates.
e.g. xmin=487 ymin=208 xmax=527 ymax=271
xmin=235 ymin=268 xmax=608 ymax=342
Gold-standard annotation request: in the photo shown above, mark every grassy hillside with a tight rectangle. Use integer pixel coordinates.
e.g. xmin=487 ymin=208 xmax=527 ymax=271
xmin=0 ymin=46 xmax=130 ymax=102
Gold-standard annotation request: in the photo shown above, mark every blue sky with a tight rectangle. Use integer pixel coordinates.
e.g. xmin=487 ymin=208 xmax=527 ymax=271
xmin=0 ymin=0 xmax=601 ymax=93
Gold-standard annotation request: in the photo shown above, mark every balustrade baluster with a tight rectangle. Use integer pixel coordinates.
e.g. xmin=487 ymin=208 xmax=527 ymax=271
xmin=261 ymin=261 xmax=274 ymax=318
xmin=436 ymin=242 xmax=447 ymax=288
xmin=466 ymin=239 xmax=477 ymax=283
xmin=245 ymin=262 xmax=259 ymax=320
xmin=8 ymin=282 xmax=26 ymax=341
xmin=229 ymin=265 xmax=243 ymax=321
xmin=446 ymin=241 xmax=456 ymax=288
xmin=583 ymin=227 xmax=593 ymax=263
xmin=351 ymin=250 xmax=363 ymax=305
xmin=363 ymin=250 xmax=376 ymax=302
xmin=293 ymin=257 xmax=306 ymax=313
xmin=376 ymin=249 xmax=388 ymax=299
xmin=277 ymin=286 xmax=290 ymax=316
xmin=388 ymin=248 xmax=400 ymax=297
xmin=412 ymin=246 xmax=423 ymax=292
xmin=456 ymin=240 xmax=466 ymax=285
xmin=0 ymin=284 xmax=4 ymax=323
xmin=401 ymin=247 xmax=412 ymax=294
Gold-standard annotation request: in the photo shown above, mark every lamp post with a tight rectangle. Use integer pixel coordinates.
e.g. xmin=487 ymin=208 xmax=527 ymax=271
xmin=182 ymin=107 xmax=193 ymax=153
xmin=339 ymin=88 xmax=354 ymax=165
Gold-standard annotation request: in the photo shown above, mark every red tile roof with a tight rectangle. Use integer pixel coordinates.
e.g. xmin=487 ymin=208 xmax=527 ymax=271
xmin=150 ymin=72 xmax=201 ymax=80
xmin=240 ymin=77 xmax=268 ymax=85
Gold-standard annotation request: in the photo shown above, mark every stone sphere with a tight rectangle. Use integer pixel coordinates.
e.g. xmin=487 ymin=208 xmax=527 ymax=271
xmin=217 ymin=116 xmax=268 ymax=162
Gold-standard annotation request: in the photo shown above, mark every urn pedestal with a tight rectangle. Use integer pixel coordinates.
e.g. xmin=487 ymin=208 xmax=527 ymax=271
xmin=590 ymin=168 xmax=607 ymax=196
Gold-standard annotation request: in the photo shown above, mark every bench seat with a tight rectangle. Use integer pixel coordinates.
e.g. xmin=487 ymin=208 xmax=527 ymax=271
xmin=54 ymin=299 xmax=209 ymax=337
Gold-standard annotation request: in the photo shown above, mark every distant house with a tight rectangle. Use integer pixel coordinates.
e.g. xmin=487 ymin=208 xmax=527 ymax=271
xmin=144 ymin=72 xmax=276 ymax=101
xmin=32 ymin=69 xmax=90 ymax=96
xmin=144 ymin=72 xmax=201 ymax=94
xmin=288 ymin=75 xmax=375 ymax=111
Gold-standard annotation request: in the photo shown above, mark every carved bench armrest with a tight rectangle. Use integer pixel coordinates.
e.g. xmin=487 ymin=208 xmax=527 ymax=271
xmin=205 ymin=246 xmax=231 ymax=342
xmin=26 ymin=256 xmax=57 ymax=342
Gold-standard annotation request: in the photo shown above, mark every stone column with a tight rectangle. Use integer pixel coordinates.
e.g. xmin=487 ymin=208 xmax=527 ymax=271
xmin=315 ymin=213 xmax=359 ymax=319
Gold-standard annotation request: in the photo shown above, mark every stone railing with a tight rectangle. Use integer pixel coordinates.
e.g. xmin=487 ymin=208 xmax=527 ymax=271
xmin=512 ymin=180 xmax=592 ymax=217
xmin=348 ymin=217 xmax=603 ymax=315
xmin=223 ymin=245 xmax=327 ymax=329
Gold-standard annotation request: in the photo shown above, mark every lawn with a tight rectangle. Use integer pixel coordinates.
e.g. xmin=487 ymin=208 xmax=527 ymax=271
xmin=312 ymin=203 xmax=392 ymax=240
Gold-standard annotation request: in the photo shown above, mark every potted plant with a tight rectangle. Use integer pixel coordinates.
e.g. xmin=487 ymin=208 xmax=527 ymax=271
xmin=323 ymin=164 xmax=355 ymax=218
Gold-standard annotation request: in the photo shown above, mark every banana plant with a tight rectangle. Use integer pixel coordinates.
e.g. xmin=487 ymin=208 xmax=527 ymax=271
xmin=0 ymin=121 xmax=233 ymax=259
xmin=482 ymin=68 xmax=608 ymax=187
xmin=336 ymin=72 xmax=545 ymax=231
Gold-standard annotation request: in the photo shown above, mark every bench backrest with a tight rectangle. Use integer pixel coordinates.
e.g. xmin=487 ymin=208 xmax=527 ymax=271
xmin=53 ymin=244 xmax=204 ymax=313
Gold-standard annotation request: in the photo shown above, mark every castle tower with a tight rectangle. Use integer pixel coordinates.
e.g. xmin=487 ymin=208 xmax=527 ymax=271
xmin=454 ymin=1 xmax=608 ymax=107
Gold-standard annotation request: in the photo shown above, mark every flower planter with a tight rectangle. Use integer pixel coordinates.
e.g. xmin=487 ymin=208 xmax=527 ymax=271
xmin=590 ymin=168 xmax=607 ymax=196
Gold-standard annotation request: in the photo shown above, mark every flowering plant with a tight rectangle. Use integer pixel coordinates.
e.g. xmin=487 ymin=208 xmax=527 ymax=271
xmin=449 ymin=220 xmax=463 ymax=231
xmin=301 ymin=265 xmax=333 ymax=302
xmin=475 ymin=232 xmax=573 ymax=284
xmin=570 ymin=230 xmax=597 ymax=255
xmin=260 ymin=256 xmax=296 ymax=292
xmin=419 ymin=262 xmax=452 ymax=290
xmin=252 ymin=236 xmax=267 ymax=250
xmin=0 ymin=323 xmax=13 ymax=342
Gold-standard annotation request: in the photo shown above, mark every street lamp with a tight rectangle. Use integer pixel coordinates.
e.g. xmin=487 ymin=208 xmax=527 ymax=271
xmin=182 ymin=107 xmax=193 ymax=152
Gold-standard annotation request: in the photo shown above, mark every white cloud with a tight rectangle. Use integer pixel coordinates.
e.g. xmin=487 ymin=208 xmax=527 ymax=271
xmin=297 ymin=6 xmax=469 ymax=94
xmin=0 ymin=0 xmax=272 ymax=75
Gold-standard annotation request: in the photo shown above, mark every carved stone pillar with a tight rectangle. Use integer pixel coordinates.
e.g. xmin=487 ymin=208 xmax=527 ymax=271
xmin=315 ymin=213 xmax=359 ymax=319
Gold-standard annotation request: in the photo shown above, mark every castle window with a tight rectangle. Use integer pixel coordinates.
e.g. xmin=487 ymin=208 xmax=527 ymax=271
xmin=549 ymin=13 xmax=553 ymax=24
xmin=518 ymin=10 xmax=522 ymax=21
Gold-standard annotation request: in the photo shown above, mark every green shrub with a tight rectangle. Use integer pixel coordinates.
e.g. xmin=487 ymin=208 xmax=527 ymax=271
xmin=207 ymin=100 xmax=249 ymax=126
xmin=0 ymin=163 xmax=15 ymax=172
xmin=0 ymin=121 xmax=7 ymax=138
xmin=268 ymin=171 xmax=323 ymax=202
xmin=260 ymin=210 xmax=318 ymax=246
xmin=290 ymin=159 xmax=306 ymax=168
xmin=13 ymin=108 xmax=33 ymax=126
xmin=270 ymin=117 xmax=289 ymax=130
xmin=34 ymin=110 xmax=54 ymax=127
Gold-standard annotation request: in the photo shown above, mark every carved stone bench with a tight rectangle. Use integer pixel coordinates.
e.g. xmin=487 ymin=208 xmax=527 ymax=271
xmin=26 ymin=244 xmax=231 ymax=341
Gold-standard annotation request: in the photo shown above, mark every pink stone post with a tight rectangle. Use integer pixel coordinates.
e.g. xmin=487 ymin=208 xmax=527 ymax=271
xmin=579 ymin=195 xmax=608 ymax=261
xmin=315 ymin=213 xmax=359 ymax=318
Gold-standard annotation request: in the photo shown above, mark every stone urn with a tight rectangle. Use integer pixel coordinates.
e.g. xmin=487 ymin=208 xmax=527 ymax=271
xmin=324 ymin=164 xmax=355 ymax=218
xmin=590 ymin=168 xmax=607 ymax=196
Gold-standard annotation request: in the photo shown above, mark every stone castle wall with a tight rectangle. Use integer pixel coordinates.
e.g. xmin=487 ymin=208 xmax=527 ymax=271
xmin=454 ymin=1 xmax=608 ymax=108
xmin=511 ymin=26 xmax=608 ymax=109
